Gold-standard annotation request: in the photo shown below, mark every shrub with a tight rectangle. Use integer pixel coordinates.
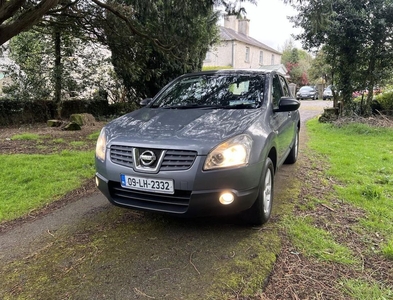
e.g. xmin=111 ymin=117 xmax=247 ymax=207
xmin=374 ymin=89 xmax=393 ymax=115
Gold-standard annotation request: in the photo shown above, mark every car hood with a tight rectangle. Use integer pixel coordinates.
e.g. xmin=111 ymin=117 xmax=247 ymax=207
xmin=105 ymin=107 xmax=262 ymax=153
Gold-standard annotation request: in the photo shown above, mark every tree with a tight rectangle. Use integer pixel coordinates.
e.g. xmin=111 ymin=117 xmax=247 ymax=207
xmin=4 ymin=0 xmax=258 ymax=107
xmin=281 ymin=42 xmax=313 ymax=87
xmin=5 ymin=30 xmax=53 ymax=100
xmin=0 ymin=0 xmax=257 ymax=46
xmin=308 ymin=48 xmax=332 ymax=85
xmin=103 ymin=0 xmax=220 ymax=100
xmin=290 ymin=0 xmax=393 ymax=115
xmin=0 ymin=0 xmax=60 ymax=45
xmin=5 ymin=29 xmax=116 ymax=105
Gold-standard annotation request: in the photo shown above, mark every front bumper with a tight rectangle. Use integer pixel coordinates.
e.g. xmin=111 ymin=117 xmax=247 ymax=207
xmin=95 ymin=158 xmax=262 ymax=217
xmin=96 ymin=173 xmax=259 ymax=216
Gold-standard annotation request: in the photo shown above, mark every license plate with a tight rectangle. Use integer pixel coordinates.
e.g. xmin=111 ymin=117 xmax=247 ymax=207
xmin=120 ymin=174 xmax=174 ymax=194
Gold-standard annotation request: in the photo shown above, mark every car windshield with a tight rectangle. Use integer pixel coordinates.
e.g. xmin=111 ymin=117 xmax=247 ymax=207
xmin=299 ymin=86 xmax=314 ymax=92
xmin=151 ymin=73 xmax=265 ymax=109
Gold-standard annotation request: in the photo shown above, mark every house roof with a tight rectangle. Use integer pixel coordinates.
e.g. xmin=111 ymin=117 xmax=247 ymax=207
xmin=220 ymin=26 xmax=282 ymax=55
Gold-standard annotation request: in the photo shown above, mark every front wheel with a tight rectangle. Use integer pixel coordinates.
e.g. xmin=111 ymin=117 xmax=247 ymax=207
xmin=242 ymin=158 xmax=274 ymax=225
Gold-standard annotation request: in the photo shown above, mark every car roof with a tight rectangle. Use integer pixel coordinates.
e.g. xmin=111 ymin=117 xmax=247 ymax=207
xmin=181 ymin=69 xmax=274 ymax=77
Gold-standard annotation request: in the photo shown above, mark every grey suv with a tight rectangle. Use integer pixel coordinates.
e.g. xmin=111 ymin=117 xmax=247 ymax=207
xmin=95 ymin=69 xmax=300 ymax=225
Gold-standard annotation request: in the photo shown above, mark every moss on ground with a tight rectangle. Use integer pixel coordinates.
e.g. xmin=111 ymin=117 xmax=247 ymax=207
xmin=0 ymin=190 xmax=299 ymax=300
xmin=0 ymin=155 xmax=301 ymax=300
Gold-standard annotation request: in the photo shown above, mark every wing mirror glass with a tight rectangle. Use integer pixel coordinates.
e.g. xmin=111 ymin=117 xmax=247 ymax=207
xmin=274 ymin=97 xmax=300 ymax=112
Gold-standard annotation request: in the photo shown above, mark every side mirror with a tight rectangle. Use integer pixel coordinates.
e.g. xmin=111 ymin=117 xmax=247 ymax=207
xmin=273 ymin=97 xmax=300 ymax=112
xmin=139 ymin=98 xmax=153 ymax=107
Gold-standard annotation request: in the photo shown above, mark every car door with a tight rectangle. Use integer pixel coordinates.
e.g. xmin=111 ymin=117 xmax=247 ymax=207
xmin=270 ymin=74 xmax=295 ymax=165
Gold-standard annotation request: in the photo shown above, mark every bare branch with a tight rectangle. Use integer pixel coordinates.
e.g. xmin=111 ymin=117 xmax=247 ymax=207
xmin=0 ymin=0 xmax=26 ymax=24
xmin=0 ymin=0 xmax=59 ymax=45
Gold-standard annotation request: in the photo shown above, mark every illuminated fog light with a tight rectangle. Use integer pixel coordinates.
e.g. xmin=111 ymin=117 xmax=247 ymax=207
xmin=219 ymin=192 xmax=235 ymax=205
xmin=95 ymin=176 xmax=100 ymax=187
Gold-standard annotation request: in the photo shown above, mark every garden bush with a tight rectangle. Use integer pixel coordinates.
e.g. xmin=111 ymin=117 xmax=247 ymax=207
xmin=374 ymin=88 xmax=393 ymax=115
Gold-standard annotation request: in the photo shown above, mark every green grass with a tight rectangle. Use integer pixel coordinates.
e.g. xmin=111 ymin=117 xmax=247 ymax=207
xmin=53 ymin=138 xmax=65 ymax=143
xmin=0 ymin=150 xmax=95 ymax=222
xmin=88 ymin=131 xmax=100 ymax=140
xmin=339 ymin=279 xmax=393 ymax=299
xmin=283 ymin=216 xmax=358 ymax=264
xmin=70 ymin=141 xmax=86 ymax=147
xmin=11 ymin=133 xmax=42 ymax=140
xmin=306 ymin=119 xmax=393 ymax=259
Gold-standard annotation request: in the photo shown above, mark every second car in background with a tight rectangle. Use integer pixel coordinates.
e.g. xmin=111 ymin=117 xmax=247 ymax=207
xmin=296 ymin=86 xmax=319 ymax=100
xmin=323 ymin=86 xmax=333 ymax=100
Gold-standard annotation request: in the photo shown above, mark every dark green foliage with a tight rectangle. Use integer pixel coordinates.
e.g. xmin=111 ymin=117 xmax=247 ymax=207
xmin=0 ymin=100 xmax=56 ymax=126
xmin=58 ymin=100 xmax=110 ymax=119
xmin=0 ymin=99 xmax=111 ymax=125
xmin=291 ymin=0 xmax=393 ymax=115
xmin=105 ymin=0 xmax=219 ymax=100
xmin=374 ymin=90 xmax=393 ymax=115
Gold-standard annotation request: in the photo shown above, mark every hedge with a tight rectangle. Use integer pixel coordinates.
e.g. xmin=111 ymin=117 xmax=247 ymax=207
xmin=0 ymin=99 xmax=111 ymax=126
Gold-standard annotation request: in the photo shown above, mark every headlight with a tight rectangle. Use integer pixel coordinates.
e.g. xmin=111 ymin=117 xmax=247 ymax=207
xmin=204 ymin=134 xmax=252 ymax=170
xmin=95 ymin=128 xmax=107 ymax=162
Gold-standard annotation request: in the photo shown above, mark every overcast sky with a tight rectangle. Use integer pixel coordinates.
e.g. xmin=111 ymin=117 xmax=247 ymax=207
xmin=219 ymin=0 xmax=302 ymax=51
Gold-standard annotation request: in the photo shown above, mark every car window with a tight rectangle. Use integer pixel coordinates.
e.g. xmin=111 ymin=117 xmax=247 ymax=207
xmin=152 ymin=73 xmax=266 ymax=109
xmin=279 ymin=75 xmax=291 ymax=97
xmin=299 ymin=86 xmax=313 ymax=92
xmin=272 ymin=75 xmax=283 ymax=108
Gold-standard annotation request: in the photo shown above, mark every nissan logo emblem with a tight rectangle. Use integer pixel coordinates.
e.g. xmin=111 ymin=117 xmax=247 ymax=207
xmin=139 ymin=150 xmax=156 ymax=166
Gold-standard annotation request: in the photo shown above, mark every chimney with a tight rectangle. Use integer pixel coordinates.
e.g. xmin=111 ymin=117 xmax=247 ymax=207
xmin=238 ymin=19 xmax=250 ymax=36
xmin=224 ymin=15 xmax=238 ymax=32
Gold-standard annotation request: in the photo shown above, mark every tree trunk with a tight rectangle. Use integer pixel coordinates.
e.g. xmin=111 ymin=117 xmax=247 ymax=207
xmin=54 ymin=29 xmax=62 ymax=118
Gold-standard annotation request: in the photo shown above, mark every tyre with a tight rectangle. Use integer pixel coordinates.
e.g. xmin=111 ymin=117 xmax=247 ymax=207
xmin=284 ymin=129 xmax=299 ymax=164
xmin=242 ymin=157 xmax=274 ymax=225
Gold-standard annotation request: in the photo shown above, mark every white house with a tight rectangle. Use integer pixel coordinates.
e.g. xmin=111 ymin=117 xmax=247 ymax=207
xmin=203 ymin=15 xmax=284 ymax=73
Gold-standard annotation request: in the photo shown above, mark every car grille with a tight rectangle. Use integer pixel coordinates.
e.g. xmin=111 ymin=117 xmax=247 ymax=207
xmin=110 ymin=145 xmax=197 ymax=171
xmin=110 ymin=145 xmax=133 ymax=167
xmin=108 ymin=182 xmax=191 ymax=213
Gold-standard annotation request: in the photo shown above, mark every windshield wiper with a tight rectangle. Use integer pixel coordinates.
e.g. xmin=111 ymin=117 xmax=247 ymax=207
xmin=222 ymin=103 xmax=257 ymax=109
xmin=162 ymin=104 xmax=221 ymax=109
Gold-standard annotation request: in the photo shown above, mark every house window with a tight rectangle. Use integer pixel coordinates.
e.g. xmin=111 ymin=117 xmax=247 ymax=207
xmin=245 ymin=47 xmax=250 ymax=62
xmin=271 ymin=54 xmax=275 ymax=65
xmin=259 ymin=51 xmax=263 ymax=65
